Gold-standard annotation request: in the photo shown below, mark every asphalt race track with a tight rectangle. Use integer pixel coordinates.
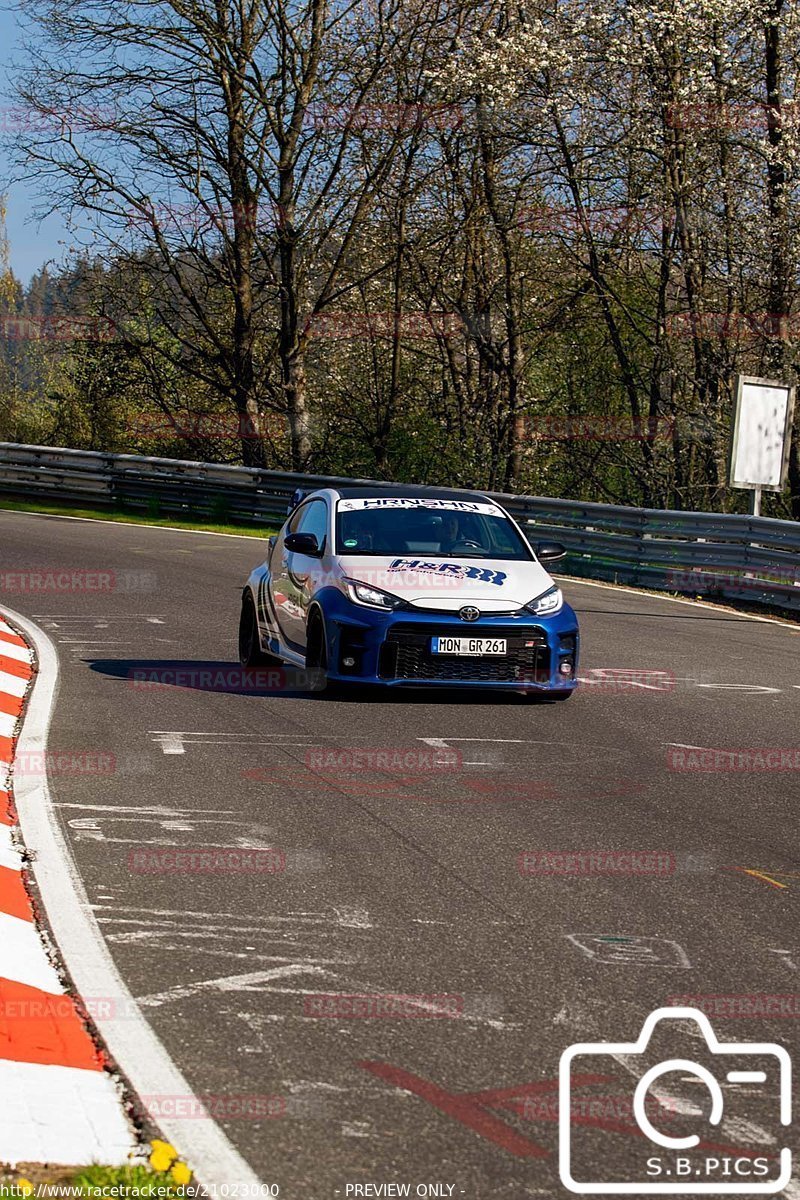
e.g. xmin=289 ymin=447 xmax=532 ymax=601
xmin=3 ymin=508 xmax=800 ymax=1198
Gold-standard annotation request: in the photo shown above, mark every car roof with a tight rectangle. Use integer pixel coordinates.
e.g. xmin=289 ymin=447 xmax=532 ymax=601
xmin=329 ymin=484 xmax=495 ymax=504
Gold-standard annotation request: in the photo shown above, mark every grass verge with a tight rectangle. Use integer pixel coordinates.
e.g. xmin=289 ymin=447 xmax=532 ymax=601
xmin=1 ymin=1144 xmax=196 ymax=1197
xmin=0 ymin=496 xmax=277 ymax=539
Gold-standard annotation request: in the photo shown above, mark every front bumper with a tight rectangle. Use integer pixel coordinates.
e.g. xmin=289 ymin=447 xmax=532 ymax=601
xmin=316 ymin=590 xmax=579 ymax=692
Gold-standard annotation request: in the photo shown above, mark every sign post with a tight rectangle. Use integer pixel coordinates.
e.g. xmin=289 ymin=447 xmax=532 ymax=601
xmin=728 ymin=375 xmax=795 ymax=516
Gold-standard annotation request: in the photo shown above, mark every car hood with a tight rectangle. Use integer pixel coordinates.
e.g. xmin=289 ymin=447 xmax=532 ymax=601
xmin=337 ymin=554 xmax=556 ymax=612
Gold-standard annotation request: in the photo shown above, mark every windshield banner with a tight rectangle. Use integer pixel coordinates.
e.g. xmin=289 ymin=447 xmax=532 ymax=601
xmin=337 ymin=497 xmax=504 ymax=516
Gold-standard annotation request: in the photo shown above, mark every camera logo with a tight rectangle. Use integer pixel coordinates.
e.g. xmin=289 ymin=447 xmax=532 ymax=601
xmin=559 ymin=1006 xmax=791 ymax=1193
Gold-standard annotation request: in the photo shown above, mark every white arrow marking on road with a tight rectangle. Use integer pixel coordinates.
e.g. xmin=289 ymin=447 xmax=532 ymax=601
xmin=136 ymin=963 xmax=336 ymax=1006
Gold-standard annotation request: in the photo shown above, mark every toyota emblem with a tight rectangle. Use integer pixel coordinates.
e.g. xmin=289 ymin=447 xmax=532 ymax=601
xmin=459 ymin=606 xmax=480 ymax=622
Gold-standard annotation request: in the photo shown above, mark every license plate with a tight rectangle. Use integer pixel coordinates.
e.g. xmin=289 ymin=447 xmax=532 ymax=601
xmin=430 ymin=636 xmax=507 ymax=656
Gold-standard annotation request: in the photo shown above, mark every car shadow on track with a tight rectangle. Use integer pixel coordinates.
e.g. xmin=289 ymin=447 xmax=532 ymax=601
xmin=87 ymin=658 xmax=573 ymax=705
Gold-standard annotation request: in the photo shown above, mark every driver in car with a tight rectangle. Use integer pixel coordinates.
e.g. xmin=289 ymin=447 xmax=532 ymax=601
xmin=439 ymin=512 xmax=482 ymax=554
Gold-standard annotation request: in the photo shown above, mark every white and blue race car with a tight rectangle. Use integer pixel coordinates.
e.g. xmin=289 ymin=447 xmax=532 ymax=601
xmin=238 ymin=486 xmax=579 ymax=698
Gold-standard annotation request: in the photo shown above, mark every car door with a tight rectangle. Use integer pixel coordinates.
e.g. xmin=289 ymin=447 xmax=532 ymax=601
xmin=264 ymin=507 xmax=302 ymax=639
xmin=273 ymin=498 xmax=329 ymax=650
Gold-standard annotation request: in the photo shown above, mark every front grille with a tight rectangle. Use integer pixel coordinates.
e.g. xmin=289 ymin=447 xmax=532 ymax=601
xmin=379 ymin=623 xmax=550 ymax=683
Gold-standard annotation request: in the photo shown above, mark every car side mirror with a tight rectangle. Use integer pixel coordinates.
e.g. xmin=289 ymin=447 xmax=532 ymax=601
xmin=535 ymin=540 xmax=566 ymax=564
xmin=285 ymin=532 xmax=322 ymax=556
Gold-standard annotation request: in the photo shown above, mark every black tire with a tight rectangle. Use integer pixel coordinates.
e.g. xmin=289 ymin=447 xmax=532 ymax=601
xmin=239 ymin=592 xmax=277 ymax=668
xmin=305 ymin=610 xmax=338 ymax=695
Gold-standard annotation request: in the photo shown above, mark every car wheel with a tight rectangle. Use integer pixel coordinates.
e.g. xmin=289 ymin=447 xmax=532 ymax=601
xmin=305 ymin=611 xmax=338 ymax=695
xmin=239 ymin=592 xmax=278 ymax=668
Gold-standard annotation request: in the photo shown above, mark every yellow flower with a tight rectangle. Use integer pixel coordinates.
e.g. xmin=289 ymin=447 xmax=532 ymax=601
xmin=17 ymin=1181 xmax=34 ymax=1198
xmin=170 ymin=1162 xmax=192 ymax=1186
xmin=149 ymin=1140 xmax=178 ymax=1173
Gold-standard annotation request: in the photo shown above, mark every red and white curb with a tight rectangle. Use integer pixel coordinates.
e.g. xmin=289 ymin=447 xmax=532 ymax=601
xmin=2 ymin=604 xmax=262 ymax=1190
xmin=0 ymin=615 xmax=136 ymax=1166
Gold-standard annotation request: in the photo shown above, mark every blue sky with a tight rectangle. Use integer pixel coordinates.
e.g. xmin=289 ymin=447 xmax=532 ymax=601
xmin=1 ymin=3 xmax=71 ymax=284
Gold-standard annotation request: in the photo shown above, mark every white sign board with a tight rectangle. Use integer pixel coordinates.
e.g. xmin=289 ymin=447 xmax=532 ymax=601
xmin=729 ymin=375 xmax=795 ymax=492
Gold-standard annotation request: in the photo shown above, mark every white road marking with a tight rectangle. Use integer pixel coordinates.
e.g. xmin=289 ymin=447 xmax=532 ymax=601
xmin=150 ymin=731 xmax=351 ymax=754
xmin=96 ymin=917 xmax=318 ymax=935
xmin=91 ymin=904 xmax=365 ymax=927
xmin=419 ymin=737 xmax=528 ymax=744
xmin=56 ymin=803 xmax=237 ymax=815
xmin=137 ymin=963 xmax=335 ymax=1006
xmin=333 ymin=907 xmax=372 ymax=929
xmin=768 ymin=949 xmax=798 ymax=971
xmin=152 ymin=732 xmax=186 ymax=754
xmin=578 ymin=674 xmax=670 ymax=691
xmin=566 ymin=934 xmax=691 ymax=968
xmin=696 ymin=683 xmax=782 ymax=694
xmin=5 ymin=603 xmax=264 ymax=1192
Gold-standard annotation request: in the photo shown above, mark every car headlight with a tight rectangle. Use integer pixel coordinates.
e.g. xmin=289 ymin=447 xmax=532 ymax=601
xmin=525 ymin=585 xmax=563 ymax=616
xmin=344 ymin=579 xmax=407 ymax=611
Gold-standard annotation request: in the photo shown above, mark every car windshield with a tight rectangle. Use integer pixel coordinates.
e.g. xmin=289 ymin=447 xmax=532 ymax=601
xmin=335 ymin=498 xmax=533 ymax=559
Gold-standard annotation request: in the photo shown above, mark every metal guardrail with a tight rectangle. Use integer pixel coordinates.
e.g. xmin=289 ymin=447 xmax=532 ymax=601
xmin=0 ymin=441 xmax=798 ymax=615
